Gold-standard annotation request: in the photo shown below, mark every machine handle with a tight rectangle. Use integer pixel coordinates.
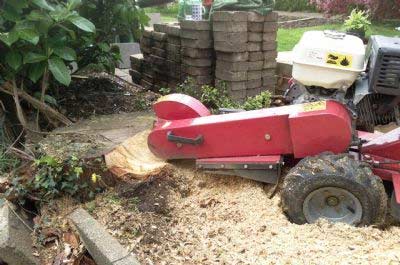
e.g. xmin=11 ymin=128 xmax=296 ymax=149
xmin=167 ymin=131 xmax=204 ymax=145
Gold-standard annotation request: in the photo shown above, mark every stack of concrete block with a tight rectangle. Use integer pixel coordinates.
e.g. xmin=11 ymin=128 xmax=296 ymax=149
xmin=180 ymin=20 xmax=214 ymax=87
xmin=129 ymin=53 xmax=144 ymax=84
xmin=213 ymin=11 xmax=250 ymax=102
xmin=150 ymin=30 xmax=168 ymax=91
xmin=213 ymin=11 xmax=278 ymax=102
xmin=155 ymin=23 xmax=183 ymax=89
xmin=261 ymin=12 xmax=278 ymax=93
xmin=139 ymin=29 xmax=155 ymax=90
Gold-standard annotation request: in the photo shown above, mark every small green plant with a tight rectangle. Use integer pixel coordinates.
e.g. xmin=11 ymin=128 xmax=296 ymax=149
xmin=200 ymin=84 xmax=239 ymax=110
xmin=344 ymin=9 xmax=371 ymax=33
xmin=77 ymin=42 xmax=121 ymax=73
xmin=171 ymin=78 xmax=272 ymax=112
xmin=175 ymin=77 xmax=202 ymax=98
xmin=174 ymin=78 xmax=238 ymax=111
xmin=6 ymin=155 xmax=100 ymax=204
xmin=159 ymin=87 xmax=171 ymax=95
xmin=242 ymin=91 xmax=272 ymax=111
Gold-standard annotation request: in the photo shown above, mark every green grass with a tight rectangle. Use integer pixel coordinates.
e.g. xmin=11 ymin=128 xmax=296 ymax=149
xmin=144 ymin=6 xmax=400 ymax=52
xmin=160 ymin=15 xmax=178 ymax=23
xmin=144 ymin=2 xmax=179 ymax=16
xmin=278 ymin=22 xmax=400 ymax=51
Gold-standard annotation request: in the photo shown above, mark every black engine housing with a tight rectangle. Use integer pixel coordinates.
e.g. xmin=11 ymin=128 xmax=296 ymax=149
xmin=368 ymin=35 xmax=400 ymax=96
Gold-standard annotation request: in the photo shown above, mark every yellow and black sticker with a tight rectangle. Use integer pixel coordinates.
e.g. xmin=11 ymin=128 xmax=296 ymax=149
xmin=302 ymin=101 xmax=327 ymax=112
xmin=325 ymin=52 xmax=353 ymax=68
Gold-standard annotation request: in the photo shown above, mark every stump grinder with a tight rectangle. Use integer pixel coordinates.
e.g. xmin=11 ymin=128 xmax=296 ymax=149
xmin=148 ymin=31 xmax=400 ymax=226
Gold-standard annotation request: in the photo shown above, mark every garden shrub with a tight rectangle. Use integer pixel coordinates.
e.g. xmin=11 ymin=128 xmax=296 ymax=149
xmin=310 ymin=0 xmax=400 ymax=19
xmin=161 ymin=78 xmax=272 ymax=112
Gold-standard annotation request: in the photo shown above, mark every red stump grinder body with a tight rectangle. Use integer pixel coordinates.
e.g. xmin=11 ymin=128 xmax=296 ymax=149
xmin=148 ymin=94 xmax=400 ymax=226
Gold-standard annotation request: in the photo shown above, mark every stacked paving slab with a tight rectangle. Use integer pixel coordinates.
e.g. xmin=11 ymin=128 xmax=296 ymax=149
xmin=130 ymin=12 xmax=277 ymax=100
xmin=262 ymin=12 xmax=278 ymax=93
xmin=180 ymin=20 xmax=215 ymax=88
xmin=138 ymin=29 xmax=155 ymax=90
xmin=155 ymin=23 xmax=183 ymax=88
xmin=150 ymin=30 xmax=168 ymax=91
xmin=213 ymin=11 xmax=278 ymax=102
xmin=133 ymin=25 xmax=182 ymax=91
xmin=129 ymin=53 xmax=144 ymax=84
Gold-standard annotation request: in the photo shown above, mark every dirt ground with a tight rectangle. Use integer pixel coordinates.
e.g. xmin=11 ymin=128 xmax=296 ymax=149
xmin=84 ymin=162 xmax=400 ymax=265
xmin=57 ymin=73 xmax=158 ymax=121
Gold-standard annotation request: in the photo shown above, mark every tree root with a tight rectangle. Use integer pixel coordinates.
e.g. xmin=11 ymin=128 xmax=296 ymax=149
xmin=0 ymin=81 xmax=72 ymax=127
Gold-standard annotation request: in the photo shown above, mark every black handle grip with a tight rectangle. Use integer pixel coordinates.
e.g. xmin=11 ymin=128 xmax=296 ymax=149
xmin=167 ymin=131 xmax=204 ymax=146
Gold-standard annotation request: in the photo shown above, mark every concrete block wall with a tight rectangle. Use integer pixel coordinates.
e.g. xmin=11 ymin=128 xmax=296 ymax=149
xmin=130 ymin=11 xmax=278 ymax=101
xmin=180 ymin=20 xmax=215 ymax=88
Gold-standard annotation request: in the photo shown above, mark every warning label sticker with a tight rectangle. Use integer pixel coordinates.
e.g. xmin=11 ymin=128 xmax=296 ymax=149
xmin=325 ymin=52 xmax=353 ymax=68
xmin=302 ymin=101 xmax=327 ymax=112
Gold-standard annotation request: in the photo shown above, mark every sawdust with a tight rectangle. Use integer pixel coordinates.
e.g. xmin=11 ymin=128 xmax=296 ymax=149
xmin=375 ymin=122 xmax=399 ymax=133
xmin=88 ymin=163 xmax=400 ymax=265
xmin=105 ymin=130 xmax=168 ymax=180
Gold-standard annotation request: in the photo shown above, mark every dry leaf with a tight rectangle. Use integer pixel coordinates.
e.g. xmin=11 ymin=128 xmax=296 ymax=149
xmin=63 ymin=232 xmax=80 ymax=249
xmin=79 ymin=255 xmax=96 ymax=265
xmin=52 ymin=252 xmax=65 ymax=265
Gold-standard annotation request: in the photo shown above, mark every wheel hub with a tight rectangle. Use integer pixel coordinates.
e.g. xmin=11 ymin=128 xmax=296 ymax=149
xmin=326 ymin=196 xmax=339 ymax=207
xmin=303 ymin=187 xmax=362 ymax=225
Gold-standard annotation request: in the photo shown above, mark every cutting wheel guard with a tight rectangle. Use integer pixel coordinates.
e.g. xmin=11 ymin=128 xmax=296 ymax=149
xmin=148 ymin=94 xmax=353 ymax=160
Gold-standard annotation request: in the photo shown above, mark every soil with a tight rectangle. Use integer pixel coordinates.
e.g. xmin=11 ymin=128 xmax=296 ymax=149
xmin=57 ymin=73 xmax=158 ymax=121
xmin=84 ymin=162 xmax=400 ymax=265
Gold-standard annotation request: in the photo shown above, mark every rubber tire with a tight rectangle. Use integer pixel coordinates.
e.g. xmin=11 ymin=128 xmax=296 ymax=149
xmin=281 ymin=154 xmax=387 ymax=226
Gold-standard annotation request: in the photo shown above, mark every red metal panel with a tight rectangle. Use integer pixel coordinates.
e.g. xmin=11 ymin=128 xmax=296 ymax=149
xmin=197 ymin=155 xmax=282 ymax=164
xmin=394 ymin=174 xmax=400 ymax=203
xmin=373 ymin=168 xmax=400 ymax=203
xmin=153 ymin=94 xmax=211 ymax=120
xmin=149 ymin=97 xmax=352 ymax=160
xmin=357 ymin=130 xmax=383 ymax=142
xmin=288 ymin=101 xmax=352 ymax=158
xmin=362 ymin=127 xmax=400 ymax=161
xmin=148 ymin=109 xmax=293 ymax=160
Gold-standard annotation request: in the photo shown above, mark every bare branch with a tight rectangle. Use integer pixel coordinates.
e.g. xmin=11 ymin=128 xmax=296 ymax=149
xmin=0 ymin=82 xmax=72 ymax=126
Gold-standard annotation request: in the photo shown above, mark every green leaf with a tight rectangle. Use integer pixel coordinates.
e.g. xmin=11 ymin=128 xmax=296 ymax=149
xmin=18 ymin=28 xmax=40 ymax=45
xmin=68 ymin=15 xmax=95 ymax=32
xmin=36 ymin=155 xmax=58 ymax=167
xmin=34 ymin=91 xmax=58 ymax=105
xmin=67 ymin=0 xmax=82 ymax=10
xmin=48 ymin=56 xmax=71 ymax=86
xmin=98 ymin=42 xmax=110 ymax=52
xmin=5 ymin=51 xmax=22 ymax=70
xmin=44 ymin=95 xmax=58 ymax=106
xmin=28 ymin=63 xmax=46 ymax=83
xmin=2 ymin=5 xmax=21 ymax=22
xmin=74 ymin=166 xmax=83 ymax=176
xmin=8 ymin=0 xmax=29 ymax=9
xmin=24 ymin=52 xmax=48 ymax=64
xmin=53 ymin=47 xmax=76 ymax=61
xmin=32 ymin=0 xmax=55 ymax=11
xmin=27 ymin=10 xmax=49 ymax=21
xmin=0 ymin=30 xmax=19 ymax=46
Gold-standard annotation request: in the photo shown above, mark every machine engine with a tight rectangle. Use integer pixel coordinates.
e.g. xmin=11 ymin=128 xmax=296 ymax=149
xmin=286 ymin=31 xmax=400 ymax=131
